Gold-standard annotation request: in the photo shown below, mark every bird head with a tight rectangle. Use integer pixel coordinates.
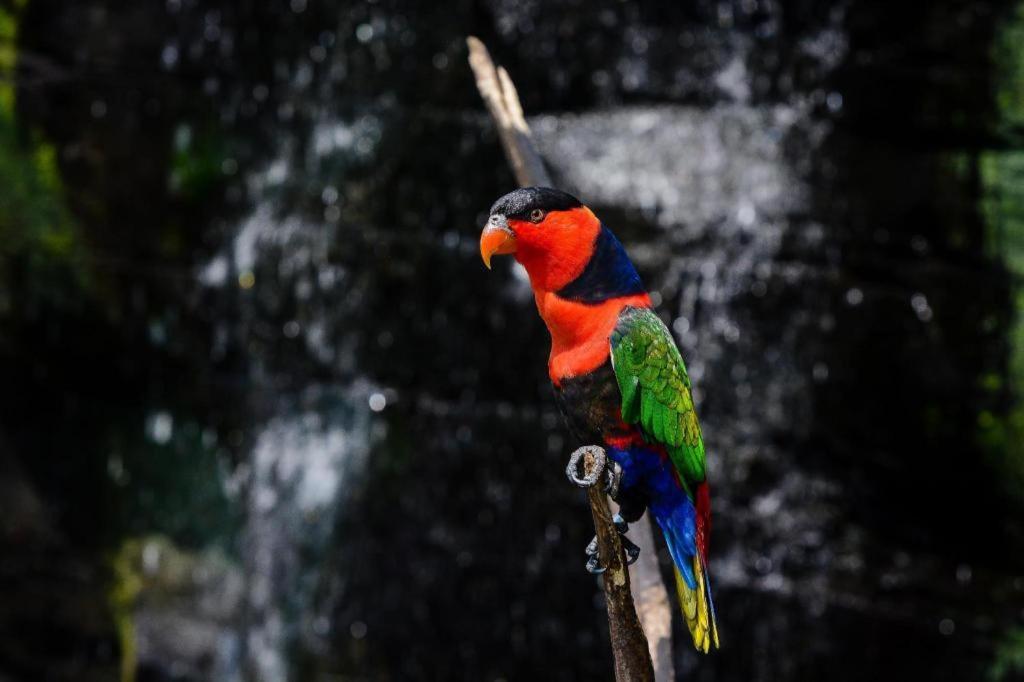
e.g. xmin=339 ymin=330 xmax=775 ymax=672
xmin=480 ymin=187 xmax=601 ymax=290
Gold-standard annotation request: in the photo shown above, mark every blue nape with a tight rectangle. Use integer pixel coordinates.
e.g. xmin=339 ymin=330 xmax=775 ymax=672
xmin=556 ymin=224 xmax=646 ymax=304
xmin=608 ymin=445 xmax=699 ymax=589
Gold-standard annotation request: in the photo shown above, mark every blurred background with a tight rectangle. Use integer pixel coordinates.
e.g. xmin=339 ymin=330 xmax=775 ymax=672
xmin=2 ymin=0 xmax=1024 ymax=680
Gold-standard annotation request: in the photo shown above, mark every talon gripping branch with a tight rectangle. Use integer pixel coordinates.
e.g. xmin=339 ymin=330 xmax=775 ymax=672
xmin=480 ymin=187 xmax=720 ymax=653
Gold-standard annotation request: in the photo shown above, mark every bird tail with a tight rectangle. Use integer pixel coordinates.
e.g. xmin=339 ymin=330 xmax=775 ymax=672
xmin=674 ymin=552 xmax=720 ymax=653
xmin=651 ymin=478 xmax=720 ymax=653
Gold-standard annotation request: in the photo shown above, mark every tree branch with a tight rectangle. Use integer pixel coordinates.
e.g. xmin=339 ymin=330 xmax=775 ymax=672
xmin=569 ymin=446 xmax=654 ymax=682
xmin=466 ymin=37 xmax=551 ymax=187
xmin=466 ymin=36 xmax=675 ymax=682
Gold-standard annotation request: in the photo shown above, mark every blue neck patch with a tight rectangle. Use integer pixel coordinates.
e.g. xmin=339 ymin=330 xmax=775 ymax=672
xmin=556 ymin=224 xmax=646 ymax=304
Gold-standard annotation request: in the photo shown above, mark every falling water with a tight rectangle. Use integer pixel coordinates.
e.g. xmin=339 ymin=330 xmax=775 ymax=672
xmin=240 ymin=397 xmax=371 ymax=680
xmin=194 ymin=118 xmax=382 ymax=678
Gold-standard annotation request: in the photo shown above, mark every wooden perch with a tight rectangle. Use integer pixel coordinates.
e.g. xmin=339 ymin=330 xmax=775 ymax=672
xmin=466 ymin=36 xmax=552 ymax=187
xmin=567 ymin=446 xmax=654 ymax=682
xmin=467 ymin=36 xmax=674 ymax=682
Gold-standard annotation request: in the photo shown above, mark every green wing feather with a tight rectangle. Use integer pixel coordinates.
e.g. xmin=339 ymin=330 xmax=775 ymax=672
xmin=610 ymin=306 xmax=706 ymax=494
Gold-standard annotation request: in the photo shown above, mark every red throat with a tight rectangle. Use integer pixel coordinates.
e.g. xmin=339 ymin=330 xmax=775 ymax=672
xmin=536 ymin=291 xmax=651 ymax=384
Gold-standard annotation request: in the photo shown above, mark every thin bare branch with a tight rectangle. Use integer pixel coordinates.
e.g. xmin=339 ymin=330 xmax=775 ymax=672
xmin=466 ymin=35 xmax=676 ymax=682
xmin=465 ymin=37 xmax=551 ymax=187
xmin=578 ymin=447 xmax=655 ymax=682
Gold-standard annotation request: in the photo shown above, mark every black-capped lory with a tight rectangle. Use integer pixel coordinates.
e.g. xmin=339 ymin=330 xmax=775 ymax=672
xmin=480 ymin=187 xmax=719 ymax=653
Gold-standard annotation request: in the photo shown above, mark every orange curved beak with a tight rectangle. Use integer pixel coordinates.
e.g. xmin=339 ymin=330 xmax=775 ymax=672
xmin=480 ymin=215 xmax=517 ymax=269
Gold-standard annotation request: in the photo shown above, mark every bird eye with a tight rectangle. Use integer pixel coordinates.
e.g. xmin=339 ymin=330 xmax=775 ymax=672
xmin=529 ymin=208 xmax=546 ymax=223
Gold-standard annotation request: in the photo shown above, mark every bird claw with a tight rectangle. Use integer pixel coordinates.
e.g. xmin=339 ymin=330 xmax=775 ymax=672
xmin=621 ymin=535 xmax=641 ymax=566
xmin=612 ymin=514 xmax=641 ymax=565
xmin=603 ymin=461 xmax=623 ymax=500
xmin=585 ymin=536 xmax=605 ymax=573
xmin=582 ymin=517 xmax=641 ymax=573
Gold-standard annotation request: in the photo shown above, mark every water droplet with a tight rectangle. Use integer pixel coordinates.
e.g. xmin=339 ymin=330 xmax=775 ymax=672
xmin=911 ymin=293 xmax=933 ymax=322
xmin=349 ymin=621 xmax=368 ymax=639
xmin=813 ymin=362 xmax=829 ymax=382
xmin=355 ymin=24 xmax=374 ymax=43
xmin=368 ymin=393 xmax=386 ymax=412
xmin=161 ymin=44 xmax=179 ymax=69
xmin=737 ymin=202 xmax=756 ymax=226
xmin=107 ymin=456 xmax=126 ymax=483
xmin=938 ymin=618 xmax=955 ymax=636
xmin=845 ymin=288 xmax=863 ymax=306
xmin=142 ymin=542 xmax=161 ymax=574
xmin=956 ymin=564 xmax=972 ymax=585
xmin=147 ymin=411 xmax=174 ymax=444
xmin=826 ymin=91 xmax=843 ymax=112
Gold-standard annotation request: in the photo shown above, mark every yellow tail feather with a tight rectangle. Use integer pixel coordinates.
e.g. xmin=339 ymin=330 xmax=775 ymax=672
xmin=673 ymin=556 xmax=720 ymax=653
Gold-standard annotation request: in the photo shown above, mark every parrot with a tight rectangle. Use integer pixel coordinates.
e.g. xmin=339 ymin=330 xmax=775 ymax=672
xmin=479 ymin=186 xmax=719 ymax=653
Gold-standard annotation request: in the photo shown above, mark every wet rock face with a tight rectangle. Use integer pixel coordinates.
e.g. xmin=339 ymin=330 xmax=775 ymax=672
xmin=3 ymin=0 xmax=1023 ymax=680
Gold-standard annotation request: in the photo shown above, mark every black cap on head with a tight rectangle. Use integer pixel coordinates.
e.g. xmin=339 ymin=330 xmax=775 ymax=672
xmin=489 ymin=187 xmax=582 ymax=219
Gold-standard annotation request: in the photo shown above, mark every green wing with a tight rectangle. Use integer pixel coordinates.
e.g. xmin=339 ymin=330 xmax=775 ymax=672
xmin=610 ymin=306 xmax=706 ymax=494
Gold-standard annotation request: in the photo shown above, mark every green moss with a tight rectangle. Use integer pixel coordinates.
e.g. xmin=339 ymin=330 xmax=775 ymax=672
xmin=169 ymin=124 xmax=230 ymax=200
xmin=978 ymin=152 xmax=1024 ymax=499
xmin=991 ymin=628 xmax=1024 ymax=681
xmin=993 ymin=3 xmax=1024 ymax=133
xmin=984 ymin=9 xmax=1024 ymax=677
xmin=979 ymin=0 xmax=1024 ymax=506
xmin=107 ymin=535 xmax=242 ymax=682
xmin=109 ymin=541 xmax=144 ymax=682
xmin=0 ymin=76 xmax=88 ymax=296
xmin=0 ymin=5 xmax=17 ymax=110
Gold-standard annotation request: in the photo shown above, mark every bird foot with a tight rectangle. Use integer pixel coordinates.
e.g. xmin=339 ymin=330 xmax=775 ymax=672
xmin=585 ymin=512 xmax=638 ymax=569
xmin=566 ymin=446 xmax=636 ymax=573
xmin=584 ymin=514 xmax=641 ymax=574
xmin=585 ymin=536 xmax=603 ymax=574
xmin=565 ymin=445 xmax=623 ymax=499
